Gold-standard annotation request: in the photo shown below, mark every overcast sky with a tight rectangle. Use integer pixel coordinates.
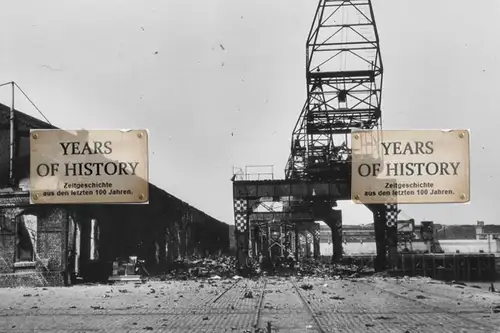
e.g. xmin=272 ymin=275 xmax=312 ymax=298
xmin=0 ymin=0 xmax=498 ymax=225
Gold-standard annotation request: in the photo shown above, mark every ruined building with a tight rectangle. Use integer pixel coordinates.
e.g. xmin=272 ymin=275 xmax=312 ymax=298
xmin=0 ymin=103 xmax=229 ymax=287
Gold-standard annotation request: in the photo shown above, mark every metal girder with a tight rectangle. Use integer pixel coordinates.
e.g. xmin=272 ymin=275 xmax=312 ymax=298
xmin=233 ymin=179 xmax=350 ymax=200
xmin=249 ymin=211 xmax=314 ymax=223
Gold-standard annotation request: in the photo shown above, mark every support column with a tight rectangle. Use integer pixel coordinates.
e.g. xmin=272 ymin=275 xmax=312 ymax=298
xmin=387 ymin=226 xmax=398 ymax=269
xmin=304 ymin=232 xmax=311 ymax=257
xmin=312 ymin=200 xmax=341 ymax=263
xmin=250 ymin=226 xmax=255 ymax=258
xmin=179 ymin=227 xmax=187 ymax=259
xmin=326 ymin=209 xmax=342 ymax=263
xmin=284 ymin=229 xmax=292 ymax=258
xmin=158 ymin=227 xmax=167 ymax=272
xmin=267 ymin=224 xmax=272 ymax=258
xmin=371 ymin=204 xmax=387 ymax=272
xmin=174 ymin=223 xmax=181 ymax=260
xmin=253 ymin=226 xmax=260 ymax=257
xmin=295 ymin=226 xmax=299 ymax=261
xmin=262 ymin=228 xmax=270 ymax=258
xmin=235 ymin=230 xmax=249 ymax=271
xmin=280 ymin=226 xmax=284 ymax=257
xmin=233 ymin=198 xmax=250 ymax=274
xmin=313 ymin=227 xmax=320 ymax=260
xmin=386 ymin=204 xmax=399 ymax=270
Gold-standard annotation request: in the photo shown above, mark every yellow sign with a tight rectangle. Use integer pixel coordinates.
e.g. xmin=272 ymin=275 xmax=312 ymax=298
xmin=30 ymin=129 xmax=149 ymax=204
xmin=351 ymin=129 xmax=470 ymax=204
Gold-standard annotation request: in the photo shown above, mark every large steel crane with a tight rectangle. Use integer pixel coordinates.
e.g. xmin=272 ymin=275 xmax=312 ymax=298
xmin=232 ymin=0 xmax=405 ymax=272
xmin=284 ymin=0 xmax=401 ymax=268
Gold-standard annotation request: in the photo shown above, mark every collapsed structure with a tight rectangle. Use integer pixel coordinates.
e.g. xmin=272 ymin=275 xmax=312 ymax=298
xmin=0 ymin=103 xmax=229 ymax=287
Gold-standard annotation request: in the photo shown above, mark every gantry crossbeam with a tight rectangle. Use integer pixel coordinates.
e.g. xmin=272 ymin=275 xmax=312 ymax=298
xmin=233 ymin=179 xmax=350 ymax=200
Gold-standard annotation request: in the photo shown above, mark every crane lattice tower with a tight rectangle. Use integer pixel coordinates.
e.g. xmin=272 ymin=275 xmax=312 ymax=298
xmin=286 ymin=0 xmax=383 ymax=182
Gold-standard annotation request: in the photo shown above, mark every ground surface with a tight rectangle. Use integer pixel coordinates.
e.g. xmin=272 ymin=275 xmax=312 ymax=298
xmin=1 ymin=276 xmax=500 ymax=332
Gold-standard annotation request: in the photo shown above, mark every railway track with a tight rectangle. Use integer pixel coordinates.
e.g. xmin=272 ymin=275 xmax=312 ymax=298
xmin=208 ymin=278 xmax=242 ymax=304
xmin=252 ymin=277 xmax=269 ymax=332
xmin=252 ymin=277 xmax=325 ymax=333
xmin=356 ymin=278 xmax=498 ymax=331
xmin=290 ymin=278 xmax=326 ymax=333
xmin=4 ymin=276 xmax=500 ymax=332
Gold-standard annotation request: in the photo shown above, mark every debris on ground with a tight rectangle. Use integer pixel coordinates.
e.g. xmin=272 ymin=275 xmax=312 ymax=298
xmin=244 ymin=291 xmax=254 ymax=298
xmin=375 ymin=316 xmax=392 ymax=320
xmin=300 ymin=283 xmax=313 ymax=290
xmin=149 ymin=255 xmax=237 ymax=280
xmin=451 ymin=280 xmax=467 ymax=286
xmin=330 ymin=296 xmax=345 ymax=300
xmin=294 ymin=257 xmax=375 ymax=279
xmin=137 ymin=254 xmax=444 ymax=283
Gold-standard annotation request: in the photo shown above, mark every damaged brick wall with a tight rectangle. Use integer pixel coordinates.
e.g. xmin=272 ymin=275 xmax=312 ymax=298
xmin=37 ymin=208 xmax=66 ymax=272
xmin=0 ymin=106 xmax=231 ymax=282
xmin=0 ymin=207 xmax=26 ymax=274
xmin=0 ymin=107 xmax=69 ymax=286
xmin=0 ymin=203 xmax=69 ymax=287
xmin=0 ymin=233 xmax=15 ymax=273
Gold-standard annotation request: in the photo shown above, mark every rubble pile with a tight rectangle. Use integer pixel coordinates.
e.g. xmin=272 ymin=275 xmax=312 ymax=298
xmin=146 ymin=255 xmax=384 ymax=281
xmin=297 ymin=260 xmax=332 ymax=277
xmin=151 ymin=255 xmax=237 ymax=280
xmin=297 ymin=258 xmax=375 ymax=278
xmin=185 ymin=256 xmax=236 ymax=278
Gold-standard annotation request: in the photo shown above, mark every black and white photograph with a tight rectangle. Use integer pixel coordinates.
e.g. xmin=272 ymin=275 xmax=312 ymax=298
xmin=0 ymin=0 xmax=498 ymax=332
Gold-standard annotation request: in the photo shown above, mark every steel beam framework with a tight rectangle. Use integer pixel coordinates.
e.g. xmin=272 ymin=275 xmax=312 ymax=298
xmin=232 ymin=0 xmax=401 ymax=273
xmin=233 ymin=179 xmax=350 ymax=200
xmin=286 ymin=0 xmax=383 ymax=181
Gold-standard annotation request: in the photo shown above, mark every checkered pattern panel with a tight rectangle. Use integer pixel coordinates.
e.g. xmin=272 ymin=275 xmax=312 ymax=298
xmin=235 ymin=213 xmax=247 ymax=232
xmin=234 ymin=199 xmax=247 ymax=213
xmin=385 ymin=203 xmax=398 ymax=228
xmin=313 ymin=229 xmax=320 ymax=240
